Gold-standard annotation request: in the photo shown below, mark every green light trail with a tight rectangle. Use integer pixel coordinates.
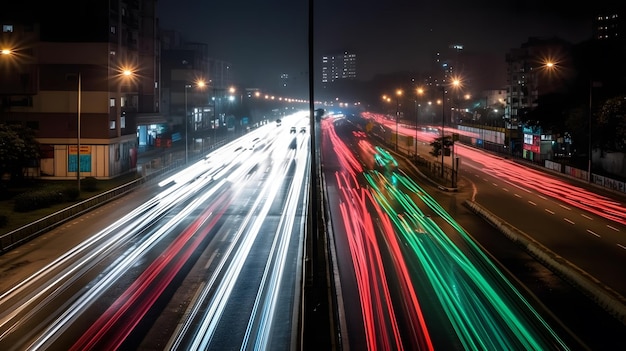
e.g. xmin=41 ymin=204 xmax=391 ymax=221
xmin=363 ymin=150 xmax=569 ymax=350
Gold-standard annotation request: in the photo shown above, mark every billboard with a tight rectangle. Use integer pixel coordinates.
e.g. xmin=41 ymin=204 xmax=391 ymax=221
xmin=68 ymin=145 xmax=92 ymax=172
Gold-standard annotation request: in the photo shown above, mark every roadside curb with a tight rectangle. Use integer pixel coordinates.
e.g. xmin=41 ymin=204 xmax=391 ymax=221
xmin=464 ymin=199 xmax=626 ymax=326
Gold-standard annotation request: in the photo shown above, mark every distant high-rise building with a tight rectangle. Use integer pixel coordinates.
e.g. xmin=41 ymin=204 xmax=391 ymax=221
xmin=321 ymin=51 xmax=357 ymax=86
xmin=593 ymin=10 xmax=624 ymax=41
xmin=280 ymin=73 xmax=289 ymax=88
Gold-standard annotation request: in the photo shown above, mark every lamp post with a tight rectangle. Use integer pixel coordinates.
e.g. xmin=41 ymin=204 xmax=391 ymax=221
xmin=588 ymin=78 xmax=600 ymax=182
xmin=440 ymin=86 xmax=445 ymax=178
xmin=184 ymin=80 xmax=206 ymax=164
xmin=184 ymin=84 xmax=191 ymax=164
xmin=415 ymin=88 xmax=424 ymax=158
xmin=395 ymin=89 xmax=403 ymax=152
xmin=77 ymin=72 xmax=81 ymax=193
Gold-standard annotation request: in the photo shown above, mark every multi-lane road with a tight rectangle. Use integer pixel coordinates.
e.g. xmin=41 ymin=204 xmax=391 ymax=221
xmin=0 ymin=111 xmax=311 ymax=350
xmin=358 ymin=111 xmax=626 ymax=349
xmin=0 ymin=109 xmax=625 ymax=350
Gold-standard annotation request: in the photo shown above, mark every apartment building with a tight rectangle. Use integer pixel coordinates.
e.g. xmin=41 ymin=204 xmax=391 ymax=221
xmin=0 ymin=0 xmax=160 ymax=179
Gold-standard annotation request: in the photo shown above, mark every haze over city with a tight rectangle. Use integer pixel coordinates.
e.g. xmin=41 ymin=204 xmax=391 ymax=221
xmin=1 ymin=1 xmax=626 ymax=350
xmin=157 ymin=0 xmax=612 ymax=91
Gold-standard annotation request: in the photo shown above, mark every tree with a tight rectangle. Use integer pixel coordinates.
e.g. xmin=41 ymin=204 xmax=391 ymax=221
xmin=430 ymin=135 xmax=452 ymax=157
xmin=562 ymin=105 xmax=588 ymax=167
xmin=596 ymin=95 xmax=626 ymax=152
xmin=0 ymin=123 xmax=40 ymax=184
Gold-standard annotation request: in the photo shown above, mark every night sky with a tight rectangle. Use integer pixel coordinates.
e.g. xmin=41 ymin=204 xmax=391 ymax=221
xmin=157 ymin=0 xmax=615 ymax=93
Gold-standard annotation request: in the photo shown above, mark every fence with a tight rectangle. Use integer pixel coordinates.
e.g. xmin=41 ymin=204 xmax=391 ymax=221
xmin=0 ymin=138 xmax=230 ymax=253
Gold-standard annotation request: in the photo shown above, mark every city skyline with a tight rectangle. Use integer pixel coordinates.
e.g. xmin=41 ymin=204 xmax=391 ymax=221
xmin=156 ymin=0 xmax=614 ymax=91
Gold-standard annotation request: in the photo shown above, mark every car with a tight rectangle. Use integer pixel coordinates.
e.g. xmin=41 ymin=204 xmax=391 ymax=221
xmin=300 ymin=126 xmax=306 ymax=133
xmin=290 ymin=126 xmax=297 ymax=133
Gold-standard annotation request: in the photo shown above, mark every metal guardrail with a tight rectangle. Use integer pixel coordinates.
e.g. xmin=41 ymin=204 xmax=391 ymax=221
xmin=0 ymin=158 xmax=187 ymax=254
xmin=0 ymin=179 xmax=143 ymax=253
xmin=0 ymin=137 xmax=234 ymax=253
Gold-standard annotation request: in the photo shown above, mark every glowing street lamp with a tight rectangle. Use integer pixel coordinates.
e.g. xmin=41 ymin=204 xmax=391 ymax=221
xmin=440 ymin=78 xmax=461 ymax=180
xmin=415 ymin=87 xmax=424 ymax=157
xmin=184 ymin=80 xmax=206 ymax=164
xmin=395 ymin=89 xmax=403 ymax=152
xmin=440 ymin=86 xmax=446 ymax=178
xmin=76 ymin=68 xmax=134 ymax=193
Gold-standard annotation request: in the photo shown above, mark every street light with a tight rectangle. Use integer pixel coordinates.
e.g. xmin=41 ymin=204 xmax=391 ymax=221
xmin=395 ymin=89 xmax=403 ymax=152
xmin=77 ymin=72 xmax=82 ymax=193
xmin=415 ymin=87 xmax=424 ymax=158
xmin=440 ymin=79 xmax=461 ymax=180
xmin=77 ymin=68 xmax=134 ymax=192
xmin=184 ymin=80 xmax=206 ymax=164
xmin=440 ymin=86 xmax=445 ymax=178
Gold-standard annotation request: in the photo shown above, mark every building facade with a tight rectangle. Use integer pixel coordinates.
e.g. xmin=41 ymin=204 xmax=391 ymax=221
xmin=0 ymin=0 xmax=161 ymax=179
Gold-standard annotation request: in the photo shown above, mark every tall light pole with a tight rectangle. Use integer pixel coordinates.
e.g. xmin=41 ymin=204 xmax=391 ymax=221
xmin=440 ymin=86 xmax=445 ymax=178
xmin=184 ymin=80 xmax=206 ymax=164
xmin=77 ymin=72 xmax=81 ymax=194
xmin=415 ymin=87 xmax=423 ymax=158
xmin=588 ymin=78 xmax=600 ymax=182
xmin=395 ymin=89 xmax=403 ymax=152
xmin=184 ymin=84 xmax=191 ymax=164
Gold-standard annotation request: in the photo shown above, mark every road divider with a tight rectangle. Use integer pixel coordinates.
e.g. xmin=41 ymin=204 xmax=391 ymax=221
xmin=464 ymin=199 xmax=626 ymax=326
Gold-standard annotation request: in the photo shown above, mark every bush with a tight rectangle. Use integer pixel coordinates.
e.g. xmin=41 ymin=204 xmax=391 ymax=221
xmin=63 ymin=185 xmax=80 ymax=201
xmin=81 ymin=177 xmax=98 ymax=192
xmin=13 ymin=188 xmax=64 ymax=212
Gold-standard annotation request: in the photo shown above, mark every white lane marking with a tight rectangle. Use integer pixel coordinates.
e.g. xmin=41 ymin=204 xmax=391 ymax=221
xmin=607 ymin=225 xmax=620 ymax=232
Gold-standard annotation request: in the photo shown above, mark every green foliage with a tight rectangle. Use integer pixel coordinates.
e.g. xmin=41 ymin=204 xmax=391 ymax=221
xmin=596 ymin=95 xmax=626 ymax=152
xmin=429 ymin=136 xmax=453 ymax=157
xmin=13 ymin=188 xmax=64 ymax=212
xmin=81 ymin=177 xmax=98 ymax=192
xmin=63 ymin=185 xmax=80 ymax=201
xmin=12 ymin=184 xmax=82 ymax=212
xmin=0 ymin=123 xmax=40 ymax=183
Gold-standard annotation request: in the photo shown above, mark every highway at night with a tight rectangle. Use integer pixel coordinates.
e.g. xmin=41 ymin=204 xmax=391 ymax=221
xmin=0 ymin=110 xmax=625 ymax=350
xmin=0 ymin=111 xmax=311 ymax=350
xmin=321 ymin=115 xmax=584 ymax=350
xmin=360 ymin=111 xmax=626 ymax=349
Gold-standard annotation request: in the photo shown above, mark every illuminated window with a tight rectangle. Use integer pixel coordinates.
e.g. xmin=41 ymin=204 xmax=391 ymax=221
xmin=110 ymin=98 xmax=115 ymax=107
xmin=2 ymin=25 xmax=13 ymax=33
xmin=110 ymin=120 xmax=116 ymax=129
